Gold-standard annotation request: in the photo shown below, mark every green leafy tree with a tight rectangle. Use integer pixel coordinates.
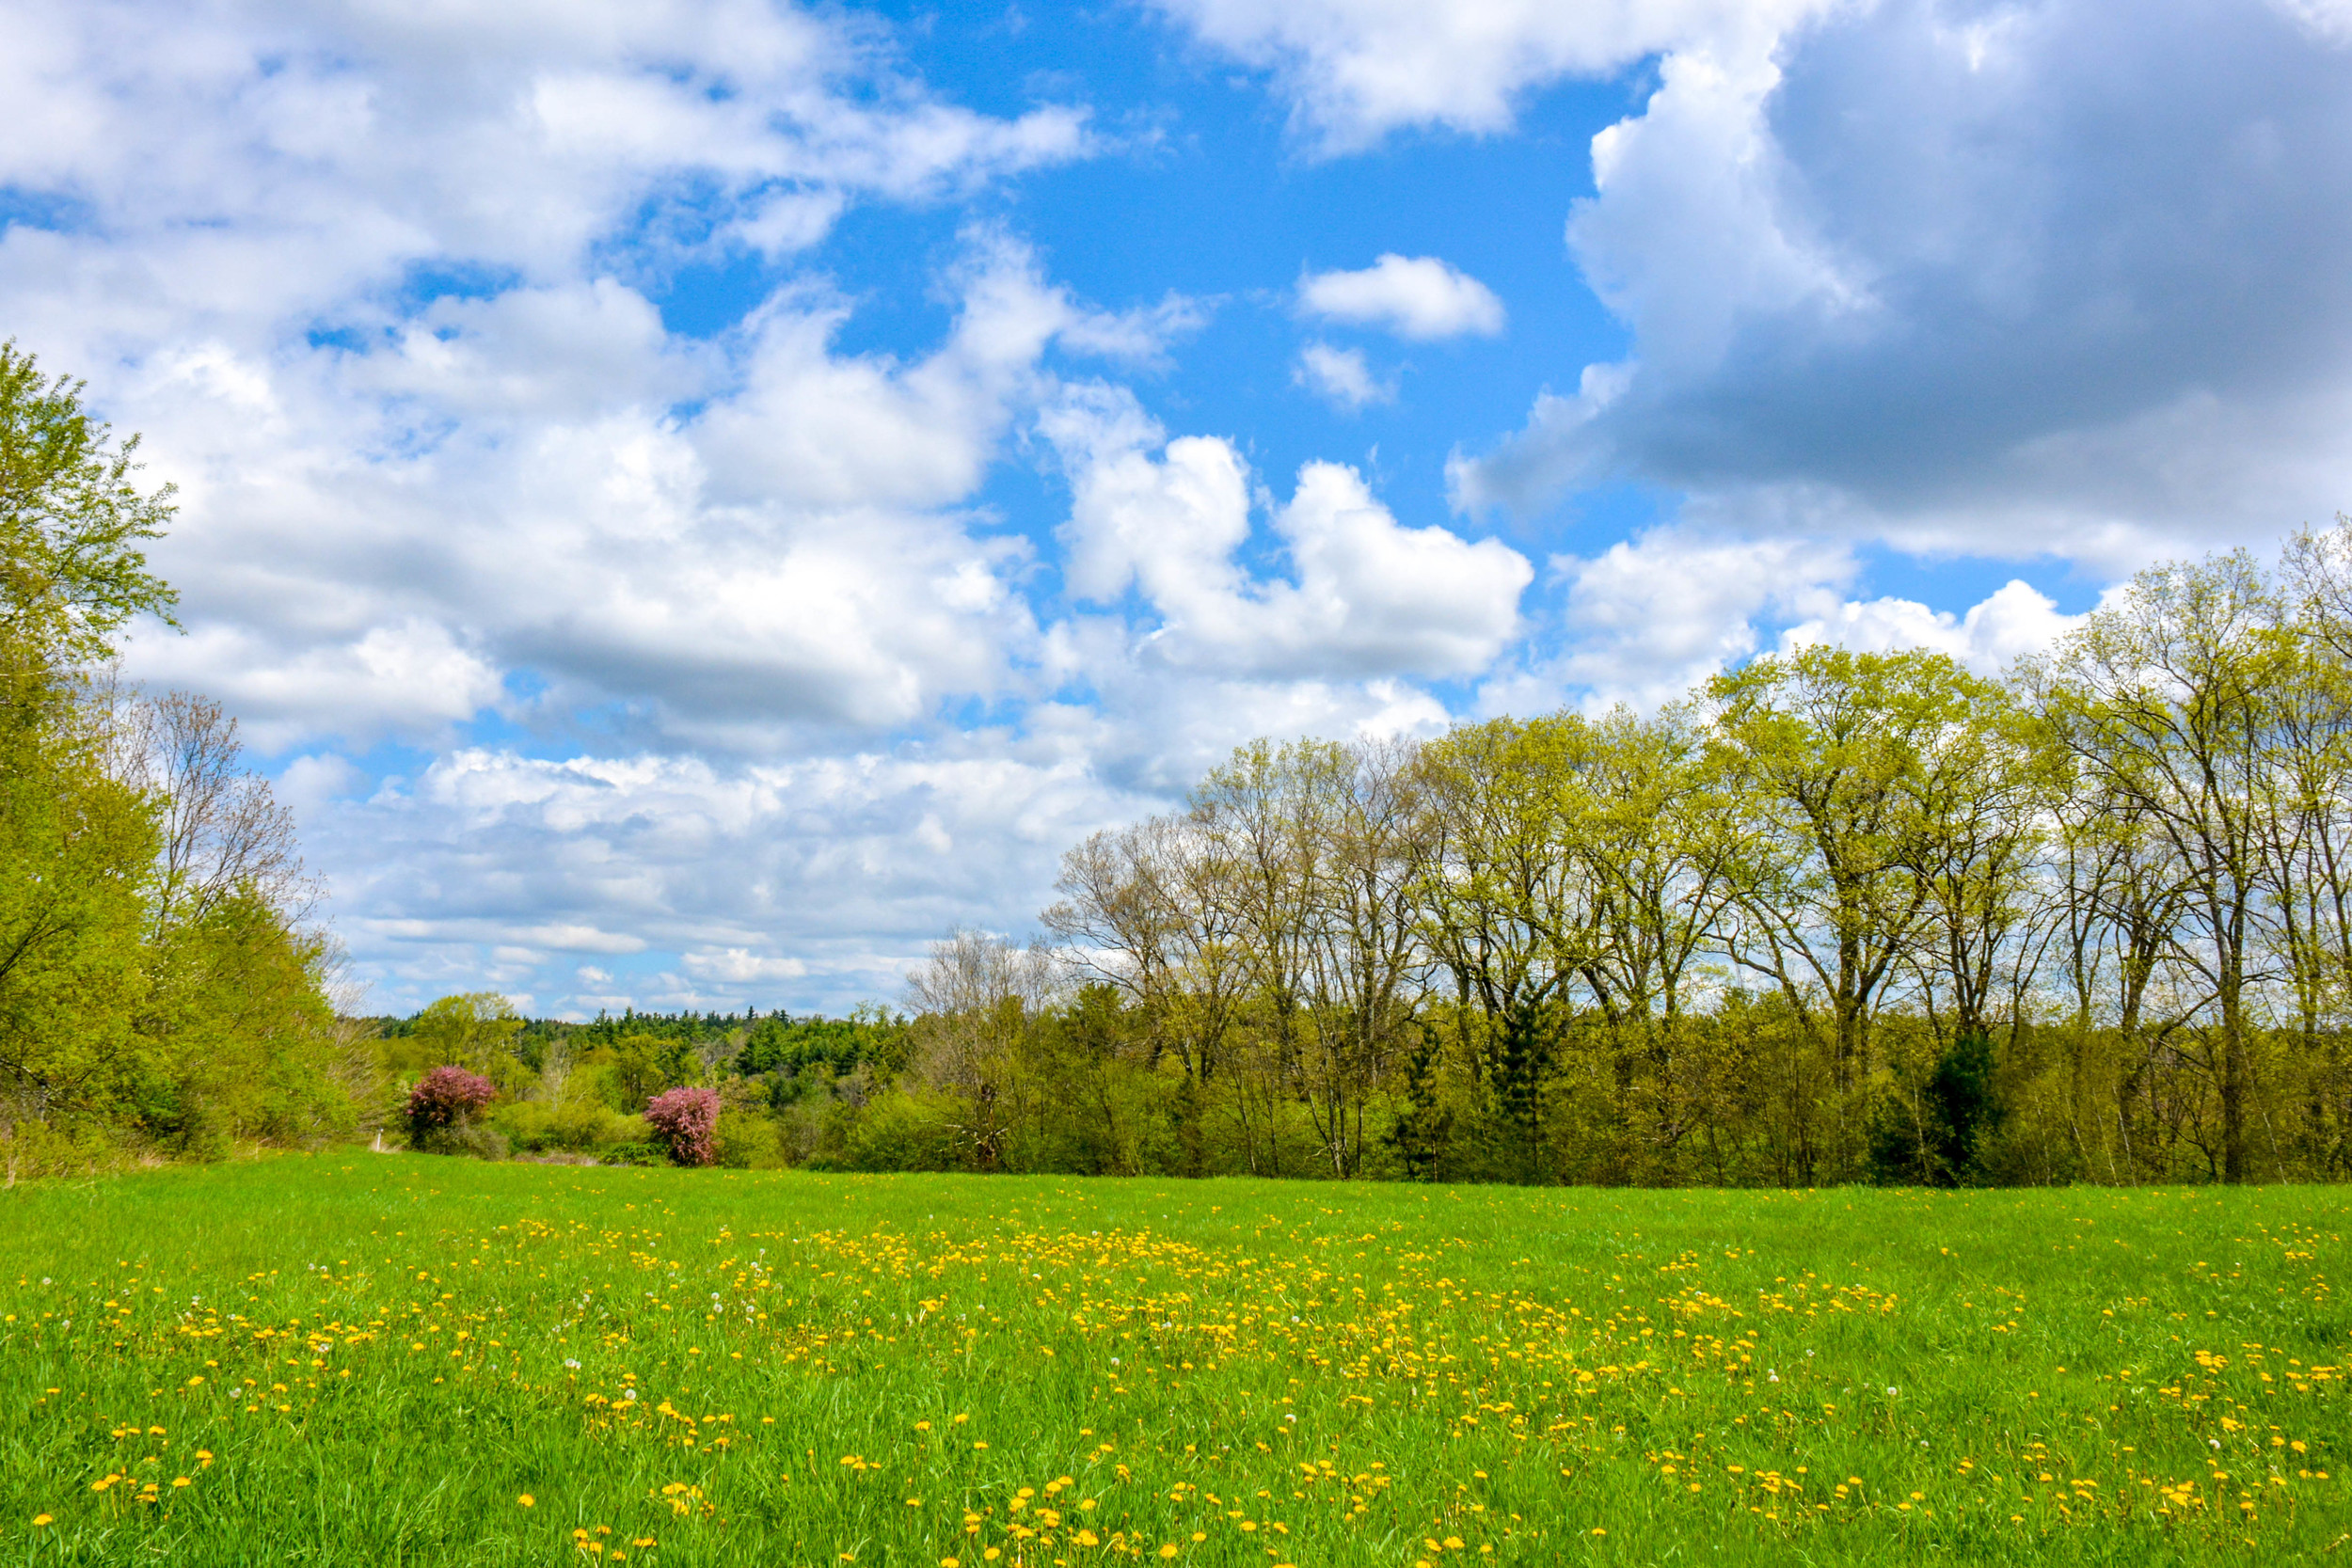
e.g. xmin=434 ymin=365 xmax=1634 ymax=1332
xmin=405 ymin=992 xmax=527 ymax=1088
xmin=1706 ymin=645 xmax=1999 ymax=1180
xmin=1406 ymin=715 xmax=1597 ymax=1183
xmin=0 ymin=341 xmax=177 ymax=669
xmin=2019 ymin=552 xmax=2282 ymax=1182
xmin=0 ymin=661 xmax=157 ymax=1126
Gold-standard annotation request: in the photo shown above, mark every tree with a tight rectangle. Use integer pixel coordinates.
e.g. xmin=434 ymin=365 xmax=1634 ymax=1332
xmin=1706 ymin=646 xmax=2000 ymax=1181
xmin=0 ymin=658 xmax=157 ymax=1127
xmin=408 ymin=992 xmax=526 ymax=1087
xmin=2019 ymin=552 xmax=2281 ymax=1182
xmin=1045 ymin=814 xmax=1248 ymax=1172
xmin=904 ymin=926 xmax=1057 ymax=1169
xmin=0 ymin=341 xmax=177 ymax=670
xmin=1406 ymin=715 xmax=1596 ymax=1183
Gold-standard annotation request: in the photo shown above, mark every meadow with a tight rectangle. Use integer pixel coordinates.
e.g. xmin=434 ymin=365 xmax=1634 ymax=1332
xmin=0 ymin=1161 xmax=2344 ymax=1565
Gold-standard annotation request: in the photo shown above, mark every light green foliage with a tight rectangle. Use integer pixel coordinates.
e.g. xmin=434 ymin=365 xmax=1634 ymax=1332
xmin=1705 ymin=646 xmax=2018 ymax=1180
xmin=0 ymin=348 xmax=342 ymax=1170
xmin=402 ymin=992 xmax=528 ymax=1087
xmin=1 ymin=1162 xmax=2343 ymax=1564
xmin=0 ymin=341 xmax=177 ymax=668
xmin=0 ymin=658 xmax=157 ymax=1137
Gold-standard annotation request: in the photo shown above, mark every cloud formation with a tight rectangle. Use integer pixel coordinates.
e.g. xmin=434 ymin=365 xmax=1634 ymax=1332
xmin=1293 ymin=341 xmax=1394 ymax=409
xmin=1298 ymin=254 xmax=1506 ymax=340
xmin=8 ymin=0 xmax=2321 ymax=1019
xmin=1155 ymin=0 xmax=1823 ymax=152
xmin=1046 ymin=387 xmax=1533 ymax=679
xmin=1447 ymin=0 xmax=2352 ymax=569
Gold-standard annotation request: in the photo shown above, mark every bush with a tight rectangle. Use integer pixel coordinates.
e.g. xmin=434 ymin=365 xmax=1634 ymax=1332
xmin=644 ymin=1085 xmax=721 ymax=1166
xmin=597 ymin=1141 xmax=667 ymax=1167
xmin=405 ymin=1066 xmax=498 ymax=1137
xmin=492 ymin=1097 xmax=647 ymax=1155
xmin=411 ymin=1123 xmax=510 ymax=1161
xmin=713 ymin=1109 xmax=784 ymax=1169
xmin=843 ymin=1091 xmax=959 ymax=1172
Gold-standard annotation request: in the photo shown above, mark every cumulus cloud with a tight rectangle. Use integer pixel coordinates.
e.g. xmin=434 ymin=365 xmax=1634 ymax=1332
xmin=1523 ymin=529 xmax=1855 ymax=712
xmin=1294 ymin=341 xmax=1394 ymax=409
xmin=683 ymin=949 xmax=811 ymax=984
xmin=1450 ymin=0 xmax=2352 ymax=570
xmin=1044 ymin=386 xmax=1533 ymax=679
xmin=1481 ymin=534 xmax=2090 ymax=717
xmin=1155 ymin=0 xmax=1823 ymax=152
xmin=13 ymin=0 xmax=2219 ymax=1020
xmin=1780 ymin=579 xmax=2088 ymax=675
xmin=1298 ymin=254 xmax=1505 ymax=340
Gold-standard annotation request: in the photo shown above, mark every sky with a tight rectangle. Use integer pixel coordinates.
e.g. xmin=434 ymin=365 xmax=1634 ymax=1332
xmin=7 ymin=0 xmax=2352 ymax=1018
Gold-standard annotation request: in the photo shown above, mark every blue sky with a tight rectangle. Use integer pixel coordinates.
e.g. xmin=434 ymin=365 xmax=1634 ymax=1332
xmin=7 ymin=0 xmax=2350 ymax=1017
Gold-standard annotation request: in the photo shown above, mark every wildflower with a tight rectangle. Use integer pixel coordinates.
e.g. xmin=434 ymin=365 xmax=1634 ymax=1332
xmin=519 ymin=1495 xmax=535 ymax=1508
xmin=32 ymin=1516 xmax=53 ymax=1528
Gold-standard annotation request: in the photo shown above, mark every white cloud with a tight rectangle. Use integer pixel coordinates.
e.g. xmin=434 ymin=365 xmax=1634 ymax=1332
xmin=1044 ymin=387 xmax=1532 ymax=679
xmin=1155 ymin=0 xmax=1825 ymax=152
xmin=98 ymin=234 xmax=1188 ymax=750
xmin=1518 ymin=529 xmax=1854 ymax=712
xmin=1298 ymin=254 xmax=1505 ymax=340
xmin=1779 ymin=579 xmax=2087 ymax=675
xmin=1294 ymin=341 xmax=1394 ymax=409
xmin=1489 ymin=536 xmax=2088 ymax=716
xmin=683 ymin=949 xmax=811 ymax=983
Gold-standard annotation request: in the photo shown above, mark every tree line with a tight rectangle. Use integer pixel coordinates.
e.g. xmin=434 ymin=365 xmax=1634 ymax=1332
xmin=872 ymin=531 xmax=2352 ymax=1186
xmin=11 ymin=335 xmax=2352 ymax=1189
xmin=0 ymin=343 xmax=356 ymax=1177
xmin=315 ymin=530 xmax=2352 ymax=1188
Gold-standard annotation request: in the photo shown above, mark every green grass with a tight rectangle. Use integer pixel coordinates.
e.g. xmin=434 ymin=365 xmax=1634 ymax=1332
xmin=1 ymin=1159 xmax=2346 ymax=1565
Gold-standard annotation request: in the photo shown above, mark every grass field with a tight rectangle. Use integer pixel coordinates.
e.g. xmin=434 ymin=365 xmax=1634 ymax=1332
xmin=1 ymin=1160 xmax=2345 ymax=1565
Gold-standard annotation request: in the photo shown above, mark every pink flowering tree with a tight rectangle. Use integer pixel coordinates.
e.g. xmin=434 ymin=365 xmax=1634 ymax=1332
xmin=644 ymin=1085 xmax=721 ymax=1167
xmin=405 ymin=1066 xmax=498 ymax=1136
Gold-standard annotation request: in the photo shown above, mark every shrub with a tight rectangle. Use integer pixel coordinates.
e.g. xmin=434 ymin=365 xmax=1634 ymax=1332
xmin=405 ymin=1066 xmax=498 ymax=1140
xmin=713 ymin=1108 xmax=784 ymax=1169
xmin=412 ymin=1123 xmax=510 ymax=1161
xmin=644 ymin=1085 xmax=721 ymax=1166
xmin=597 ymin=1141 xmax=667 ymax=1167
xmin=492 ymin=1098 xmax=647 ymax=1155
xmin=843 ymin=1091 xmax=959 ymax=1173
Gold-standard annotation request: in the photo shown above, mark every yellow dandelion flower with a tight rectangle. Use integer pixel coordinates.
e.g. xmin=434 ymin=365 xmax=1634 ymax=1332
xmin=32 ymin=1515 xmax=54 ymax=1528
xmin=519 ymin=1495 xmax=535 ymax=1508
xmin=1160 ymin=1548 xmax=1180 ymax=1560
